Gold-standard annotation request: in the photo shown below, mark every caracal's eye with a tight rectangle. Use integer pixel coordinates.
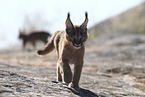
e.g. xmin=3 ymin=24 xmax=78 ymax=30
xmin=81 ymin=36 xmax=85 ymax=40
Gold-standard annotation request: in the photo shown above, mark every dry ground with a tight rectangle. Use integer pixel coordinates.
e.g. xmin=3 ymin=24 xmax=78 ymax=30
xmin=0 ymin=34 xmax=145 ymax=96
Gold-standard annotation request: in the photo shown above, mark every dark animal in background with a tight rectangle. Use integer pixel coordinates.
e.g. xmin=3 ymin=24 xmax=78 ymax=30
xmin=37 ymin=12 xmax=88 ymax=90
xmin=19 ymin=31 xmax=51 ymax=49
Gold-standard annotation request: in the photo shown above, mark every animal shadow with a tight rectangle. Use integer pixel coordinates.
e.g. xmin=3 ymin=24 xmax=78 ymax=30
xmin=68 ymin=87 xmax=99 ymax=97
xmin=52 ymin=81 xmax=99 ymax=97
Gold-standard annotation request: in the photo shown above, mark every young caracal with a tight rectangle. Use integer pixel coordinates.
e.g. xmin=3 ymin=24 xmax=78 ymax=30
xmin=37 ymin=12 xmax=88 ymax=89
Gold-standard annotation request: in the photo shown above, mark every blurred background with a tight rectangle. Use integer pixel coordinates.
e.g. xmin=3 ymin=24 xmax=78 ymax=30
xmin=0 ymin=0 xmax=144 ymax=49
xmin=0 ymin=0 xmax=145 ymax=96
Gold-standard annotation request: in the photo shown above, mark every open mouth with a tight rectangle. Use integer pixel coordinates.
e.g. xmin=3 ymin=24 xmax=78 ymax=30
xmin=73 ymin=43 xmax=82 ymax=49
xmin=73 ymin=46 xmax=81 ymax=49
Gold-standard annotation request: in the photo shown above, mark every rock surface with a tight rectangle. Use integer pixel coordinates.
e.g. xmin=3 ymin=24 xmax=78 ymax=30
xmin=0 ymin=34 xmax=145 ymax=96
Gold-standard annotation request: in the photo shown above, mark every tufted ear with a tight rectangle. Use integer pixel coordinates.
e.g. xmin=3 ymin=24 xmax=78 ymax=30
xmin=65 ymin=12 xmax=74 ymax=29
xmin=80 ymin=12 xmax=88 ymax=29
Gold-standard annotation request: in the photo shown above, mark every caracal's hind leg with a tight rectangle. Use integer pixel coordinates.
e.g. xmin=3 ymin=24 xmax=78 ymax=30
xmin=23 ymin=41 xmax=26 ymax=49
xmin=32 ymin=42 xmax=36 ymax=49
xmin=57 ymin=62 xmax=62 ymax=82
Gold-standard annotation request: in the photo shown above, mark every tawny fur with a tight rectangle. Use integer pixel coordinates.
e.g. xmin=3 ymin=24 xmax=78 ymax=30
xmin=37 ymin=12 xmax=88 ymax=89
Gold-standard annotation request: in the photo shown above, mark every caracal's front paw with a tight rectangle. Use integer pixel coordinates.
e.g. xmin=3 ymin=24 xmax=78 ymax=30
xmin=68 ymin=82 xmax=80 ymax=90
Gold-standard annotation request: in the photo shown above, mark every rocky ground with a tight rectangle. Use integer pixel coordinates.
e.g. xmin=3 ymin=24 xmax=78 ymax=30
xmin=0 ymin=34 xmax=145 ymax=97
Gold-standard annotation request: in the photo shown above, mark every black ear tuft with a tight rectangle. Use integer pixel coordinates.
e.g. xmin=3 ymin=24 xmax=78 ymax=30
xmin=65 ymin=12 xmax=74 ymax=29
xmin=80 ymin=12 xmax=88 ymax=28
xmin=85 ymin=12 xmax=88 ymax=19
xmin=67 ymin=12 xmax=70 ymax=18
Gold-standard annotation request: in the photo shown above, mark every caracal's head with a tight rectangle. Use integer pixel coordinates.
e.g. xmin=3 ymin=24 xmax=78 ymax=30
xmin=19 ymin=30 xmax=25 ymax=39
xmin=65 ymin=12 xmax=89 ymax=49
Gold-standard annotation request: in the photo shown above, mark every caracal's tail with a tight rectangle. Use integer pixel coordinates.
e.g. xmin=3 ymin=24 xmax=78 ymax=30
xmin=37 ymin=31 xmax=59 ymax=55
